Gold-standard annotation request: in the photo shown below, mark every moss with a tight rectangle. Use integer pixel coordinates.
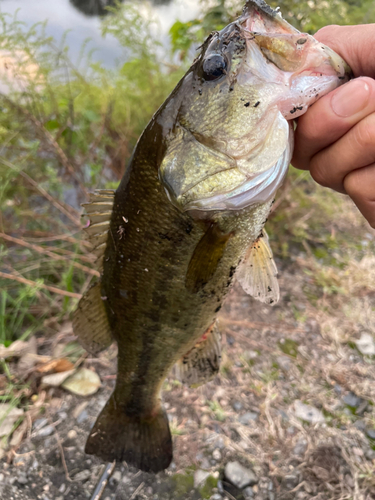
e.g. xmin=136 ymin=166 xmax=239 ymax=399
xmin=171 ymin=473 xmax=195 ymax=497
xmin=199 ymin=475 xmax=218 ymax=499
xmin=278 ymin=338 xmax=299 ymax=358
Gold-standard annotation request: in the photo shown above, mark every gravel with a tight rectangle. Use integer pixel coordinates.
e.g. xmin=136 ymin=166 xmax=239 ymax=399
xmin=224 ymin=461 xmax=258 ymax=489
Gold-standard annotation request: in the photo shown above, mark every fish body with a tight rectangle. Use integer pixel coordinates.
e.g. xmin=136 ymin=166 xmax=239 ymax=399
xmin=73 ymin=0 xmax=351 ymax=472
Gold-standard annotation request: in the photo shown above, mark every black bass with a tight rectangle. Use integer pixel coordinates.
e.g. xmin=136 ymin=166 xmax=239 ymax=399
xmin=73 ymin=0 xmax=351 ymax=472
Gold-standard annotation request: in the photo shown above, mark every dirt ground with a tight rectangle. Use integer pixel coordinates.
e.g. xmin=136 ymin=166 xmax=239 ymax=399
xmin=1 ymin=226 xmax=375 ymax=500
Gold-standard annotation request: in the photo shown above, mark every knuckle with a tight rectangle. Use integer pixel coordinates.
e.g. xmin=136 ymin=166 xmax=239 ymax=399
xmin=310 ymin=156 xmax=331 ymax=187
xmin=352 ymin=117 xmax=375 ymax=151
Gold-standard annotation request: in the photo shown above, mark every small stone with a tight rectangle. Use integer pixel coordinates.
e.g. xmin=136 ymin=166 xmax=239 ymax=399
xmin=277 ymin=356 xmax=291 ymax=371
xmin=334 ymin=384 xmax=342 ymax=395
xmin=282 ymin=474 xmax=299 ymax=489
xmin=33 ymin=418 xmax=48 ymax=431
xmin=194 ymin=470 xmax=210 ymax=488
xmin=212 ymin=449 xmax=221 ymax=461
xmin=354 ymin=420 xmax=366 ymax=432
xmin=356 ymin=332 xmax=375 ymax=356
xmin=342 ymin=391 xmax=364 ymax=409
xmin=243 ymin=486 xmax=254 ymax=499
xmin=293 ymin=400 xmax=325 ymax=424
xmin=293 ymin=438 xmax=307 ymax=457
xmin=224 ymin=461 xmax=258 ymax=489
xmin=16 ymin=473 xmax=28 ymax=485
xmin=210 ymin=495 xmax=222 ymax=500
xmin=112 ymin=471 xmax=122 ymax=482
xmin=238 ymin=412 xmax=259 ymax=425
xmin=214 ymin=437 xmax=225 ymax=449
xmin=232 ymin=401 xmax=243 ymax=412
xmin=35 ymin=425 xmax=54 ymax=437
xmin=77 ymin=409 xmax=89 ymax=424
xmin=58 ymin=411 xmax=68 ymax=420
xmin=73 ymin=469 xmax=91 ymax=482
xmin=366 ymin=429 xmax=375 ymax=440
xmin=67 ymin=429 xmax=77 ymax=440
xmin=59 ymin=484 xmax=66 ymax=493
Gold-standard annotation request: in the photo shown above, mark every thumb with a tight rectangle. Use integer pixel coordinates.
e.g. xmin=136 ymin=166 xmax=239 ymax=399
xmin=314 ymin=24 xmax=375 ymax=78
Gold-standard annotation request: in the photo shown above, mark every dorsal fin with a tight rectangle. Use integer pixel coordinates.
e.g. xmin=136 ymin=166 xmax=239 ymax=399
xmin=82 ymin=189 xmax=115 ymax=271
xmin=236 ymin=229 xmax=279 ymax=305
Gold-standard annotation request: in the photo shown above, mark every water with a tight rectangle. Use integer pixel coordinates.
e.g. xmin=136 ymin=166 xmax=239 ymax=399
xmin=0 ymin=0 xmax=201 ymax=67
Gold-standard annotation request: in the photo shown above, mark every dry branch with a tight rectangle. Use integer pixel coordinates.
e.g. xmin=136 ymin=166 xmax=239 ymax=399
xmin=0 ymin=271 xmax=82 ymax=299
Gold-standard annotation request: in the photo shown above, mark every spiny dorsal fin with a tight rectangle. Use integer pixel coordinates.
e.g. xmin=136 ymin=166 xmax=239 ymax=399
xmin=172 ymin=322 xmax=221 ymax=387
xmin=186 ymin=224 xmax=232 ymax=293
xmin=82 ymin=189 xmax=115 ymax=271
xmin=236 ymin=229 xmax=280 ymax=305
xmin=72 ymin=281 xmax=113 ymax=355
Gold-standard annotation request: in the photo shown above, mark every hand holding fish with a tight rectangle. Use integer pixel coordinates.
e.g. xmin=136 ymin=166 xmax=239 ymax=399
xmin=292 ymin=25 xmax=375 ymax=228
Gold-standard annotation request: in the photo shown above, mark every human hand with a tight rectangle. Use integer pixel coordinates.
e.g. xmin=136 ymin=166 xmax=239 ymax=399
xmin=292 ymin=24 xmax=375 ymax=228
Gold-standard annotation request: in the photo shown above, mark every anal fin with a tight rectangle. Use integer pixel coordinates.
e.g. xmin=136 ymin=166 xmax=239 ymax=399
xmin=72 ymin=281 xmax=113 ymax=355
xmin=173 ymin=322 xmax=221 ymax=387
xmin=236 ymin=229 xmax=279 ymax=305
xmin=186 ymin=224 xmax=232 ymax=293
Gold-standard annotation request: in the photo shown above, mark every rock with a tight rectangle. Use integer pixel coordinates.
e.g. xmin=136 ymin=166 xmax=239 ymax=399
xmin=354 ymin=420 xmax=366 ymax=432
xmin=73 ymin=469 xmax=91 ymax=482
xmin=366 ymin=429 xmax=375 ymax=440
xmin=35 ymin=425 xmax=54 ymax=438
xmin=210 ymin=495 xmax=222 ymax=500
xmin=194 ymin=470 xmax=210 ymax=488
xmin=58 ymin=411 xmax=68 ymax=421
xmin=112 ymin=471 xmax=122 ymax=482
xmin=33 ymin=418 xmax=48 ymax=431
xmin=16 ymin=473 xmax=28 ymax=485
xmin=293 ymin=400 xmax=325 ymax=424
xmin=224 ymin=461 xmax=258 ymax=489
xmin=342 ymin=392 xmax=365 ymax=409
xmin=212 ymin=449 xmax=221 ymax=461
xmin=213 ymin=437 xmax=225 ymax=449
xmin=67 ymin=429 xmax=77 ymax=440
xmin=293 ymin=438 xmax=307 ymax=457
xmin=356 ymin=333 xmax=375 ymax=356
xmin=238 ymin=411 xmax=259 ymax=424
xmin=77 ymin=410 xmax=89 ymax=424
xmin=333 ymin=384 xmax=342 ymax=395
xmin=276 ymin=356 xmax=291 ymax=371
xmin=232 ymin=401 xmax=243 ymax=412
xmin=282 ymin=474 xmax=299 ymax=489
xmin=243 ymin=486 xmax=254 ymax=498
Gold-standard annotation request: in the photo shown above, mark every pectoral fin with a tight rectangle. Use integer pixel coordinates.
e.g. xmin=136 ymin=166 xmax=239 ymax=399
xmin=173 ymin=322 xmax=221 ymax=387
xmin=236 ymin=229 xmax=280 ymax=305
xmin=186 ymin=224 xmax=232 ymax=293
xmin=72 ymin=281 xmax=113 ymax=355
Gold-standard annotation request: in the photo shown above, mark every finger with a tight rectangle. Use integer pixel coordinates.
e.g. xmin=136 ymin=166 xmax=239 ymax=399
xmin=344 ymin=163 xmax=375 ymax=228
xmin=292 ymin=77 xmax=375 ymax=171
xmin=309 ymin=111 xmax=375 ymax=193
xmin=314 ymin=24 xmax=375 ymax=78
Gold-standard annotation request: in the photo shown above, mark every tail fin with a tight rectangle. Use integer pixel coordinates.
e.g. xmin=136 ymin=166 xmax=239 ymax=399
xmin=85 ymin=394 xmax=173 ymax=472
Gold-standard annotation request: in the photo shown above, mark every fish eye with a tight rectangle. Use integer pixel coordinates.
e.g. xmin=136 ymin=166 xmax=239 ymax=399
xmin=202 ymin=54 xmax=227 ymax=81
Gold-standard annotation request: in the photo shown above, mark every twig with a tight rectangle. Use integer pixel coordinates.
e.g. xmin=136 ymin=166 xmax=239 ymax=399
xmin=0 ymin=158 xmax=81 ymax=226
xmin=219 ymin=317 xmax=305 ymax=334
xmin=0 ymin=233 xmax=99 ymax=276
xmin=90 ymin=461 xmax=116 ymax=500
xmin=129 ymin=481 xmax=145 ymax=500
xmin=54 ymin=431 xmax=72 ymax=482
xmin=0 ymin=271 xmax=82 ymax=299
xmin=0 ymin=93 xmax=89 ymax=196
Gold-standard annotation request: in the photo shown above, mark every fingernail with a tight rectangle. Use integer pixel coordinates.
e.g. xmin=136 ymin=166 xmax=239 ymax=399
xmin=331 ymin=78 xmax=371 ymax=117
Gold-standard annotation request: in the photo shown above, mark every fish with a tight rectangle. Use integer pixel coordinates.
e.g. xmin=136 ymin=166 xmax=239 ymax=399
xmin=73 ymin=0 xmax=351 ymax=473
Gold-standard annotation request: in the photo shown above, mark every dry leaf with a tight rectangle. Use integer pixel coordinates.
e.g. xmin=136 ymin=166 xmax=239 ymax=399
xmin=0 ymin=404 xmax=24 ymax=437
xmin=10 ymin=419 xmax=28 ymax=448
xmin=37 ymin=358 xmax=74 ymax=374
xmin=0 ymin=340 xmax=30 ymax=359
xmin=62 ymin=368 xmax=101 ymax=396
xmin=41 ymin=369 xmax=76 ymax=387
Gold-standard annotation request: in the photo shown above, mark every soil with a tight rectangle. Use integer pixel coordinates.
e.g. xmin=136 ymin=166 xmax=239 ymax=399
xmin=1 ymin=252 xmax=375 ymax=500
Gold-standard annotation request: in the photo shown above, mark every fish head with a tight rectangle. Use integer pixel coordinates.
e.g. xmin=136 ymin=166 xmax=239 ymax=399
xmin=159 ymin=0 xmax=351 ymax=215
